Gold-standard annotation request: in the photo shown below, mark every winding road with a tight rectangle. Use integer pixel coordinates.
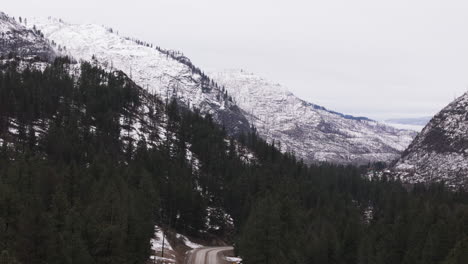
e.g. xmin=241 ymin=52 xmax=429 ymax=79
xmin=186 ymin=247 xmax=234 ymax=264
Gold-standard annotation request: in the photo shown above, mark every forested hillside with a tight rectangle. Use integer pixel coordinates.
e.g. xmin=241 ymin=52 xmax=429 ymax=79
xmin=0 ymin=57 xmax=237 ymax=264
xmin=0 ymin=57 xmax=467 ymax=264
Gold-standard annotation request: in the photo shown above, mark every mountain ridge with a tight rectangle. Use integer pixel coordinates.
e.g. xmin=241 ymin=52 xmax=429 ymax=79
xmin=209 ymin=69 xmax=416 ymax=164
xmin=21 ymin=14 xmax=415 ymax=164
xmin=385 ymin=116 xmax=432 ymax=126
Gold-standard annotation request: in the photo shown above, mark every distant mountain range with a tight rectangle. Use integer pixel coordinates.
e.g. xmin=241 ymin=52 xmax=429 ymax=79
xmin=383 ymin=117 xmax=432 ymax=132
xmin=385 ymin=116 xmax=432 ymax=126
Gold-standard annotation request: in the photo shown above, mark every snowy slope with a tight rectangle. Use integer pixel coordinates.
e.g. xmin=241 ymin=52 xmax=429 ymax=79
xmin=0 ymin=12 xmax=55 ymax=59
xmin=24 ymin=15 xmax=415 ymax=164
xmin=26 ymin=16 xmax=250 ymax=136
xmin=393 ymin=92 xmax=468 ymax=189
xmin=209 ymin=70 xmax=416 ymax=164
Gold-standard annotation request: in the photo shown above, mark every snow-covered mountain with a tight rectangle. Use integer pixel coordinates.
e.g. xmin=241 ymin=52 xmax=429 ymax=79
xmin=393 ymin=92 xmax=468 ymax=189
xmin=15 ymin=14 xmax=417 ymax=164
xmin=25 ymin=16 xmax=250 ymax=136
xmin=0 ymin=12 xmax=55 ymax=59
xmin=209 ymin=70 xmax=416 ymax=164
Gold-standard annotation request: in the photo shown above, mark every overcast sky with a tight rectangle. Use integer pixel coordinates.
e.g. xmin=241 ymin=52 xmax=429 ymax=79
xmin=4 ymin=0 xmax=468 ymax=120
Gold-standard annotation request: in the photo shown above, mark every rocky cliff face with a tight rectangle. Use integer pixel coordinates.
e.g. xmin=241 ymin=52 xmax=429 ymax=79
xmin=393 ymin=92 xmax=468 ymax=189
xmin=210 ymin=70 xmax=416 ymax=164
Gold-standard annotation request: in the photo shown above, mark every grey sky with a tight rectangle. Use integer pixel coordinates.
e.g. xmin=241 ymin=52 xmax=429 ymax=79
xmin=4 ymin=0 xmax=468 ymax=120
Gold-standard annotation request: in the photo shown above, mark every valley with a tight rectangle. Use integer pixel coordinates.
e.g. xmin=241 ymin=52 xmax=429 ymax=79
xmin=0 ymin=9 xmax=467 ymax=264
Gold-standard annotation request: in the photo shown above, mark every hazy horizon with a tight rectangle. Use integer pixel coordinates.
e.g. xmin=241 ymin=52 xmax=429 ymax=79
xmin=3 ymin=0 xmax=468 ymax=120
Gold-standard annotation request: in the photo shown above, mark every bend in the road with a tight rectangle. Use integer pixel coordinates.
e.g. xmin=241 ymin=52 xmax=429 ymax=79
xmin=186 ymin=247 xmax=233 ymax=264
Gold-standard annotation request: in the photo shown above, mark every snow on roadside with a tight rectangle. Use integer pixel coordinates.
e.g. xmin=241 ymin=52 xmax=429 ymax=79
xmin=176 ymin=233 xmax=203 ymax=249
xmin=225 ymin=257 xmax=242 ymax=263
xmin=151 ymin=226 xmax=173 ymax=252
xmin=149 ymin=256 xmax=175 ymax=263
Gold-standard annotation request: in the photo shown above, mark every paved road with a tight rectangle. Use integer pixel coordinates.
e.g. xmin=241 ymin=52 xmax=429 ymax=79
xmin=186 ymin=247 xmax=233 ymax=264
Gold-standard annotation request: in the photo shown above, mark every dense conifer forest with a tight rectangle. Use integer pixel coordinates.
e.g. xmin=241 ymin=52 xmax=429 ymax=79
xmin=0 ymin=57 xmax=467 ymax=264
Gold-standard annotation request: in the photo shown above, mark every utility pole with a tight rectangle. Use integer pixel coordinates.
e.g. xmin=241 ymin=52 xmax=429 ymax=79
xmin=161 ymin=227 xmax=165 ymax=259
